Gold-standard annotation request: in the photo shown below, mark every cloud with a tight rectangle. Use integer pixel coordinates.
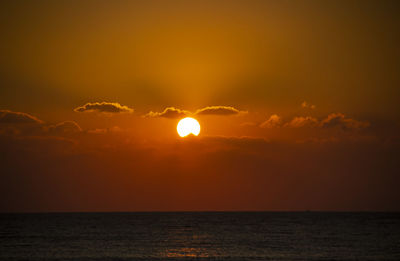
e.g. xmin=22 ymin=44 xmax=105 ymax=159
xmin=0 ymin=110 xmax=44 ymax=136
xmin=47 ymin=121 xmax=82 ymax=135
xmin=74 ymin=102 xmax=133 ymax=113
xmin=144 ymin=107 xmax=190 ymax=119
xmin=144 ymin=105 xmax=246 ymax=119
xmin=284 ymin=116 xmax=318 ymax=128
xmin=260 ymin=114 xmax=281 ymax=128
xmin=320 ymin=113 xmax=370 ymax=130
xmin=301 ymin=101 xmax=316 ymax=109
xmin=256 ymin=112 xmax=370 ymax=136
xmin=0 ymin=110 xmax=84 ymax=137
xmin=0 ymin=110 xmax=43 ymax=124
xmin=195 ymin=106 xmax=247 ymax=116
xmin=273 ymin=113 xmax=368 ymax=130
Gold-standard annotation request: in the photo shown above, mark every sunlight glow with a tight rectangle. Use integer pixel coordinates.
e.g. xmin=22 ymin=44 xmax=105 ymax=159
xmin=177 ymin=117 xmax=200 ymax=137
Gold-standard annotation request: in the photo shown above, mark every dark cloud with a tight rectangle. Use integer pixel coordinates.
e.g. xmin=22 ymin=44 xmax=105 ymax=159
xmin=0 ymin=110 xmax=43 ymax=124
xmin=260 ymin=114 xmax=281 ymax=128
xmin=144 ymin=106 xmax=246 ymax=119
xmin=74 ymin=102 xmax=133 ymax=113
xmin=320 ymin=113 xmax=370 ymax=130
xmin=0 ymin=110 xmax=83 ymax=138
xmin=195 ymin=106 xmax=246 ymax=116
xmin=144 ymin=107 xmax=190 ymax=119
xmin=0 ymin=110 xmax=44 ymax=136
xmin=259 ymin=113 xmax=368 ymax=131
xmin=47 ymin=121 xmax=82 ymax=136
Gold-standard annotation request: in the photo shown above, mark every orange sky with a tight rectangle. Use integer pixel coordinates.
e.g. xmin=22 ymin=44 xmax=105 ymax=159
xmin=0 ymin=0 xmax=399 ymax=212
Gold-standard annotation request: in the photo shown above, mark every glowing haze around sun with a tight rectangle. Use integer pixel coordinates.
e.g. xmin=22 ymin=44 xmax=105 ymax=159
xmin=177 ymin=117 xmax=201 ymax=137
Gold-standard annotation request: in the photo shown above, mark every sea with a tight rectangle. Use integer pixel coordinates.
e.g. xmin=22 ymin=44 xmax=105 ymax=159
xmin=0 ymin=212 xmax=399 ymax=260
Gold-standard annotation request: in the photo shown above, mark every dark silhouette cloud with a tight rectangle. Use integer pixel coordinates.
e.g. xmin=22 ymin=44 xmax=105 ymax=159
xmin=74 ymin=102 xmax=133 ymax=113
xmin=0 ymin=110 xmax=43 ymax=124
xmin=258 ymin=113 xmax=369 ymax=131
xmin=0 ymin=110 xmax=84 ymax=137
xmin=195 ymin=106 xmax=246 ymax=116
xmin=0 ymin=110 xmax=44 ymax=136
xmin=144 ymin=106 xmax=246 ymax=119
xmin=144 ymin=107 xmax=190 ymax=119
xmin=320 ymin=113 xmax=370 ymax=130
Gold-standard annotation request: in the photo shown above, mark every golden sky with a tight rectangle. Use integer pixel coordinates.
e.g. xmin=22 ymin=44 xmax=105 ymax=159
xmin=0 ymin=0 xmax=399 ymax=212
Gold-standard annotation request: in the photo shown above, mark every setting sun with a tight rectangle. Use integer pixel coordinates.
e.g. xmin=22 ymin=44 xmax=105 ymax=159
xmin=177 ymin=117 xmax=200 ymax=137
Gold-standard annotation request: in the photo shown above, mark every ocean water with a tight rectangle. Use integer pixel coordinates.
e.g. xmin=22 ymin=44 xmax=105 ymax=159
xmin=0 ymin=212 xmax=399 ymax=261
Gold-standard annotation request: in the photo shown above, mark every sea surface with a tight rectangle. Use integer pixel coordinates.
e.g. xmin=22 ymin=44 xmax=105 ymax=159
xmin=0 ymin=212 xmax=399 ymax=260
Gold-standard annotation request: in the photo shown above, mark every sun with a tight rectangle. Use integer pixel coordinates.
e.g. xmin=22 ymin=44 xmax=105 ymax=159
xmin=177 ymin=117 xmax=201 ymax=137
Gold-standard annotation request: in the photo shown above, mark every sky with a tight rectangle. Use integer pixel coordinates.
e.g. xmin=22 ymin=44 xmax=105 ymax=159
xmin=0 ymin=0 xmax=399 ymax=212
